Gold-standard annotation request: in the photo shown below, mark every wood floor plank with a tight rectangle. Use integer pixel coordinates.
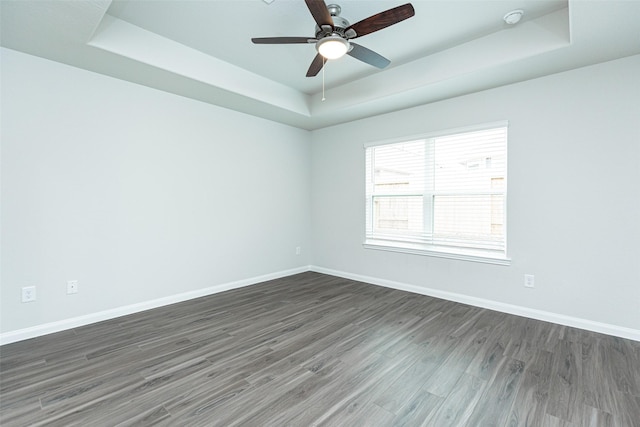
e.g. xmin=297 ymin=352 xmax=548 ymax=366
xmin=610 ymin=389 xmax=640 ymax=427
xmin=372 ymin=359 xmax=439 ymax=413
xmin=507 ymin=349 xmax=554 ymax=426
xmin=283 ymin=353 xmax=397 ymax=426
xmin=1 ymin=271 xmax=639 ymax=426
xmin=234 ymin=370 xmax=332 ymax=426
xmin=420 ymin=330 xmax=483 ymax=397
xmin=305 ymin=351 xmax=420 ymax=426
xmin=580 ymin=405 xmax=616 ymax=427
xmin=466 ymin=356 xmax=525 ymax=426
xmin=391 ymin=388 xmax=443 ymax=427
xmin=208 ymin=368 xmax=317 ymax=426
xmin=580 ymin=337 xmax=619 ymax=415
xmin=543 ymin=413 xmax=576 ymax=427
xmin=604 ymin=336 xmax=640 ymax=397
xmin=339 ymin=402 xmax=396 ymax=427
xmin=424 ymin=372 xmax=487 ymax=426
xmin=546 ymin=339 xmax=583 ymax=422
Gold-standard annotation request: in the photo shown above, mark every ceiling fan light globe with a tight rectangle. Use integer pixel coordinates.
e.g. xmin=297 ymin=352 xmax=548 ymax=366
xmin=317 ymin=36 xmax=349 ymax=59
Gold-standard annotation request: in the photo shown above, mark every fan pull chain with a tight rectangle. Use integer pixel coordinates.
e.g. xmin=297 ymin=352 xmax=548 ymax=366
xmin=322 ymin=58 xmax=326 ymax=101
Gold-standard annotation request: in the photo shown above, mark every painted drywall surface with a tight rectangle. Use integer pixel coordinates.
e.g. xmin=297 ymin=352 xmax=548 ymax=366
xmin=1 ymin=48 xmax=311 ymax=333
xmin=311 ymin=55 xmax=640 ymax=330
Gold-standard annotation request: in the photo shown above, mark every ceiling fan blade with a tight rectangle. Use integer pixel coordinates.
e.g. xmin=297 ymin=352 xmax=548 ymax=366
xmin=306 ymin=53 xmax=325 ymax=77
xmin=346 ymin=3 xmax=415 ymax=39
xmin=348 ymin=43 xmax=390 ymax=69
xmin=305 ymin=0 xmax=333 ymax=28
xmin=252 ymin=37 xmax=314 ymax=44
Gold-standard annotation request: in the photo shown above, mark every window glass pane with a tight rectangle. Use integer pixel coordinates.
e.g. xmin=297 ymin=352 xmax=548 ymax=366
xmin=433 ymin=194 xmax=504 ymax=250
xmin=373 ymin=195 xmax=424 ymax=235
xmin=434 ymin=128 xmax=507 ymax=193
xmin=365 ymin=124 xmax=507 ymax=259
xmin=373 ymin=141 xmax=425 ymax=194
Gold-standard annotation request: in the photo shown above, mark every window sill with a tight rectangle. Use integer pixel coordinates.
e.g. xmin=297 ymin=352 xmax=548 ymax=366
xmin=363 ymin=240 xmax=511 ymax=266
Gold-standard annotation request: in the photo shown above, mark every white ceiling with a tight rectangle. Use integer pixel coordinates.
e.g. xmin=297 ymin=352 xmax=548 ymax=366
xmin=2 ymin=0 xmax=640 ymax=130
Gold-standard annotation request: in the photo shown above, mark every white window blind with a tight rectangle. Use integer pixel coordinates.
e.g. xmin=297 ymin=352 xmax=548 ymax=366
xmin=365 ymin=125 xmax=508 ymax=263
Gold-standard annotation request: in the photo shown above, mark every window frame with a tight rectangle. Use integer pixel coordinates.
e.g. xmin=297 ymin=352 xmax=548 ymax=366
xmin=363 ymin=121 xmax=511 ymax=265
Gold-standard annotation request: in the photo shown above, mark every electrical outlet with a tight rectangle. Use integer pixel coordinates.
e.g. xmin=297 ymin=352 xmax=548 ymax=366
xmin=67 ymin=280 xmax=78 ymax=294
xmin=524 ymin=274 xmax=535 ymax=288
xmin=22 ymin=286 xmax=36 ymax=302
xmin=295 ymin=246 xmax=301 ymax=255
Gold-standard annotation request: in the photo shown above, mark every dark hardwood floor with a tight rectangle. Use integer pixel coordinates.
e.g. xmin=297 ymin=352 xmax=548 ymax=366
xmin=1 ymin=272 xmax=639 ymax=426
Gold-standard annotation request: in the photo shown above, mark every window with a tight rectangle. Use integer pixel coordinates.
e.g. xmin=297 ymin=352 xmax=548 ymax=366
xmin=364 ymin=123 xmax=509 ymax=264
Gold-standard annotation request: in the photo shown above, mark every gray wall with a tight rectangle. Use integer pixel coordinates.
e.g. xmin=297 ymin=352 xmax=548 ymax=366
xmin=2 ymin=47 xmax=639 ymax=340
xmin=310 ymin=55 xmax=640 ymax=332
xmin=1 ymin=48 xmax=311 ymax=334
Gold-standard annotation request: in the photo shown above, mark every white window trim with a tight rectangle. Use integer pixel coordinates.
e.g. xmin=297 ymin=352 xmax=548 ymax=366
xmin=363 ymin=121 xmax=511 ymax=266
xmin=363 ymin=240 xmax=511 ymax=265
xmin=363 ymin=121 xmax=509 ymax=149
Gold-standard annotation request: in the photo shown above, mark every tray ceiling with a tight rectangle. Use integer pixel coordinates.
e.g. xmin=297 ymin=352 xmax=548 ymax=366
xmin=2 ymin=0 xmax=639 ymax=130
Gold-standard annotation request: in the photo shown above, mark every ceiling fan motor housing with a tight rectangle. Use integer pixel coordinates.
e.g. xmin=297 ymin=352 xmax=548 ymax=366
xmin=315 ymin=4 xmax=351 ymax=38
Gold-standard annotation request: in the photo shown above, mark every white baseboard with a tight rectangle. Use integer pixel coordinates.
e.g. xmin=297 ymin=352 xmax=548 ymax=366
xmin=0 ymin=266 xmax=310 ymax=346
xmin=309 ymin=265 xmax=640 ymax=342
xmin=3 ymin=265 xmax=638 ymax=345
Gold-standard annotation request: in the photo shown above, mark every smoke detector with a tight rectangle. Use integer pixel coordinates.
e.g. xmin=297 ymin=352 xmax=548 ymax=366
xmin=503 ymin=10 xmax=524 ymax=25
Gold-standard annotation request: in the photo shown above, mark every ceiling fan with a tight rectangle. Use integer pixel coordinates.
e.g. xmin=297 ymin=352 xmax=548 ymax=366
xmin=251 ymin=0 xmax=415 ymax=77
